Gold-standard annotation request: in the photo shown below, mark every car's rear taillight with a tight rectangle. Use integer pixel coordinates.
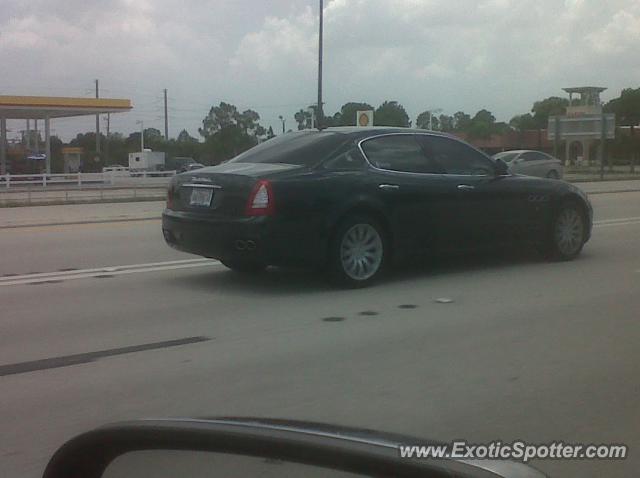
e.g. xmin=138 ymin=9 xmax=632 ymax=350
xmin=245 ymin=179 xmax=275 ymax=216
xmin=166 ymin=186 xmax=174 ymax=209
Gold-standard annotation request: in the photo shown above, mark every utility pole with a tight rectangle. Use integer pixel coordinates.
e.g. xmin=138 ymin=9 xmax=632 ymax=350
xmin=599 ymin=110 xmax=605 ymax=180
xmin=553 ymin=116 xmax=560 ymax=161
xmin=95 ymin=79 xmax=101 ymax=154
xmin=26 ymin=120 xmax=31 ymax=151
xmin=0 ymin=117 xmax=6 ymax=175
xmin=34 ymin=119 xmax=39 ymax=153
xmin=104 ymin=114 xmax=111 ymax=163
xmin=163 ymin=88 xmax=169 ymax=140
xmin=278 ymin=115 xmax=286 ymax=134
xmin=316 ymin=0 xmax=324 ymax=130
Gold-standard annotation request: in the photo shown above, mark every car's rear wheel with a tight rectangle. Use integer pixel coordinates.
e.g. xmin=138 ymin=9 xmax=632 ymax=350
xmin=546 ymin=170 xmax=559 ymax=179
xmin=220 ymin=258 xmax=266 ymax=273
xmin=328 ymin=215 xmax=387 ymax=288
xmin=547 ymin=202 xmax=586 ymax=260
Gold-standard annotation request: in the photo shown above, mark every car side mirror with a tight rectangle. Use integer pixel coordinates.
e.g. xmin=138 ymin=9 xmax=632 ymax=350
xmin=494 ymin=158 xmax=510 ymax=176
xmin=43 ymin=418 xmax=547 ymax=478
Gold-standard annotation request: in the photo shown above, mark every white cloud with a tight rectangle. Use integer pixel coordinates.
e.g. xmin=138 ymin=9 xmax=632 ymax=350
xmin=0 ymin=0 xmax=639 ymax=140
xmin=228 ymin=0 xmax=640 ymax=123
xmin=588 ymin=4 xmax=640 ymax=55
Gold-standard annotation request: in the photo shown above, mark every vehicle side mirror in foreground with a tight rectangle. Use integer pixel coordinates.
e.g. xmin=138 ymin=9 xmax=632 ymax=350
xmin=494 ymin=158 xmax=510 ymax=176
xmin=43 ymin=418 xmax=547 ymax=478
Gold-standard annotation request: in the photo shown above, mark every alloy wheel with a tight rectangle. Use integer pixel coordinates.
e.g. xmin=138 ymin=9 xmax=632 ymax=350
xmin=554 ymin=207 xmax=584 ymax=256
xmin=340 ymin=223 xmax=384 ymax=281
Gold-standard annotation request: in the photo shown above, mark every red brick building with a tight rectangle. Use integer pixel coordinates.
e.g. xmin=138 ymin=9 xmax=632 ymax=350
xmin=454 ymin=129 xmax=554 ymax=156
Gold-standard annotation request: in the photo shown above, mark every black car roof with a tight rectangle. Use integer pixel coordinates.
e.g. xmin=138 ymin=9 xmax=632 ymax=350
xmin=319 ymin=126 xmax=456 ymax=141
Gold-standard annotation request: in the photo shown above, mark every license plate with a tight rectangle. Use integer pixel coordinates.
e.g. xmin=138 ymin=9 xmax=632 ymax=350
xmin=189 ymin=188 xmax=213 ymax=207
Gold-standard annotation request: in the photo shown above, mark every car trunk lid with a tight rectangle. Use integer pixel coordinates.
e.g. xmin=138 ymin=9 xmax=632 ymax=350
xmin=170 ymin=163 xmax=301 ymax=217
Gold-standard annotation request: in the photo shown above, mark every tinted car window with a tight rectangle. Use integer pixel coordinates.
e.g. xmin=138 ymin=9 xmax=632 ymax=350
xmin=229 ymin=131 xmax=347 ymax=167
xmin=522 ymin=152 xmax=540 ymax=161
xmin=421 ymin=136 xmax=494 ymax=176
xmin=323 ymin=147 xmax=366 ymax=170
xmin=361 ymin=135 xmax=444 ymax=174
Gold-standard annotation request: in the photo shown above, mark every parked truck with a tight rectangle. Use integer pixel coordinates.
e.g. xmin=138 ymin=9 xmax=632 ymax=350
xmin=128 ymin=150 xmax=166 ymax=173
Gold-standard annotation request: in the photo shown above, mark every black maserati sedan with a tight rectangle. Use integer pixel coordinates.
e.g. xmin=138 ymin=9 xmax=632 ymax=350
xmin=162 ymin=127 xmax=592 ymax=287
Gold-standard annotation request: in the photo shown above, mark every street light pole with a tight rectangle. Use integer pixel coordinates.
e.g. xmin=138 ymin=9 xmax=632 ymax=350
xmin=316 ymin=0 xmax=324 ymax=130
xmin=278 ymin=115 xmax=286 ymax=134
xmin=427 ymin=108 xmax=443 ymax=130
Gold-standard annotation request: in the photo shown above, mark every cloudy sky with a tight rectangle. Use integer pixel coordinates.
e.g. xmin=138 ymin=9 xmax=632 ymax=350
xmin=1 ymin=0 xmax=639 ymax=141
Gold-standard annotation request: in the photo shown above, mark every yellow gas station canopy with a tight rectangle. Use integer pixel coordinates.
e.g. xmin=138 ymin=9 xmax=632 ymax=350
xmin=0 ymin=95 xmax=132 ymax=119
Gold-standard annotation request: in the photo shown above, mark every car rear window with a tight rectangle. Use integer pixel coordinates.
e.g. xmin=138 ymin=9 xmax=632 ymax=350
xmin=229 ymin=131 xmax=347 ymax=167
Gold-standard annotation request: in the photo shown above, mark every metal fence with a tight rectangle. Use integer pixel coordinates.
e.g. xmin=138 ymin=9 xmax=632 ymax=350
xmin=0 ymin=171 xmax=176 ymax=189
xmin=0 ymin=172 xmax=174 ymax=206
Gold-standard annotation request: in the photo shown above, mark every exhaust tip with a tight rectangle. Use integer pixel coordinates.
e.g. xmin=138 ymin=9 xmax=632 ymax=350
xmin=234 ymin=240 xmax=247 ymax=251
xmin=246 ymin=240 xmax=256 ymax=251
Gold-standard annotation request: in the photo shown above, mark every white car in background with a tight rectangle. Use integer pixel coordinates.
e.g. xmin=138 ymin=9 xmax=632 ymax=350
xmin=493 ymin=150 xmax=563 ymax=179
xmin=102 ymin=165 xmax=131 ymax=177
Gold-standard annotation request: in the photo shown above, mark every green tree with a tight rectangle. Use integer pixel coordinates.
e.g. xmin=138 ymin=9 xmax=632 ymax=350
xmin=143 ymin=128 xmax=164 ymax=150
xmin=438 ymin=114 xmax=454 ymax=132
xmin=531 ymin=97 xmax=569 ymax=128
xmin=453 ymin=111 xmax=471 ymax=131
xmin=606 ymin=87 xmax=640 ymax=129
xmin=199 ymin=102 xmax=240 ymax=137
xmin=416 ymin=111 xmax=441 ymax=130
xmin=336 ymin=102 xmax=374 ymax=126
xmin=467 ymin=109 xmax=497 ymax=139
xmin=168 ymin=129 xmax=201 ymax=161
xmin=509 ymin=113 xmax=537 ymax=132
xmin=606 ymin=87 xmax=640 ymax=167
xmin=198 ymin=102 xmax=265 ymax=163
xmin=49 ymin=136 xmax=64 ymax=173
xmin=104 ymin=132 xmax=128 ymax=166
xmin=177 ymin=129 xmax=198 ymax=144
xmin=294 ymin=108 xmax=312 ymax=130
xmin=69 ymin=132 xmax=108 ymax=171
xmin=323 ymin=112 xmax=341 ymax=128
xmin=267 ymin=126 xmax=276 ymax=139
xmin=374 ymin=101 xmax=410 ymax=127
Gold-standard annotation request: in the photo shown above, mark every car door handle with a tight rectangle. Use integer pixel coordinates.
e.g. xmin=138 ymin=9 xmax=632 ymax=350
xmin=378 ymin=184 xmax=400 ymax=190
xmin=457 ymin=184 xmax=475 ymax=191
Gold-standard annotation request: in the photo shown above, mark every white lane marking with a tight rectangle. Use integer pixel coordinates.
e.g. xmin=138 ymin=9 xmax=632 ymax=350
xmin=594 ymin=216 xmax=640 ymax=224
xmin=595 ymin=221 xmax=640 ymax=228
xmin=3 ymin=215 xmax=639 ymax=286
xmin=0 ymin=259 xmax=220 ymax=286
xmin=594 ymin=218 xmax=640 ymax=228
xmin=0 ymin=258 xmax=213 ymax=282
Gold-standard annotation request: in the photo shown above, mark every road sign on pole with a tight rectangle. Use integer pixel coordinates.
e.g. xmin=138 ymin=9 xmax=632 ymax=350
xmin=356 ymin=110 xmax=374 ymax=127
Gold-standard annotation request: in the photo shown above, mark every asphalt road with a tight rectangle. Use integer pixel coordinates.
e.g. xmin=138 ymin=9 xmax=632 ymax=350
xmin=2 ymin=191 xmax=640 ymax=478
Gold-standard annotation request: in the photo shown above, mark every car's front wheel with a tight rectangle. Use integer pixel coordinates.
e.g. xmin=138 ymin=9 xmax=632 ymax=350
xmin=547 ymin=202 xmax=586 ymax=260
xmin=328 ymin=215 xmax=387 ymax=288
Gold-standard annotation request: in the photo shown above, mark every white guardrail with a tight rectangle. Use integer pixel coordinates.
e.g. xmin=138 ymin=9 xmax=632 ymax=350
xmin=0 ymin=171 xmax=177 ymax=189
